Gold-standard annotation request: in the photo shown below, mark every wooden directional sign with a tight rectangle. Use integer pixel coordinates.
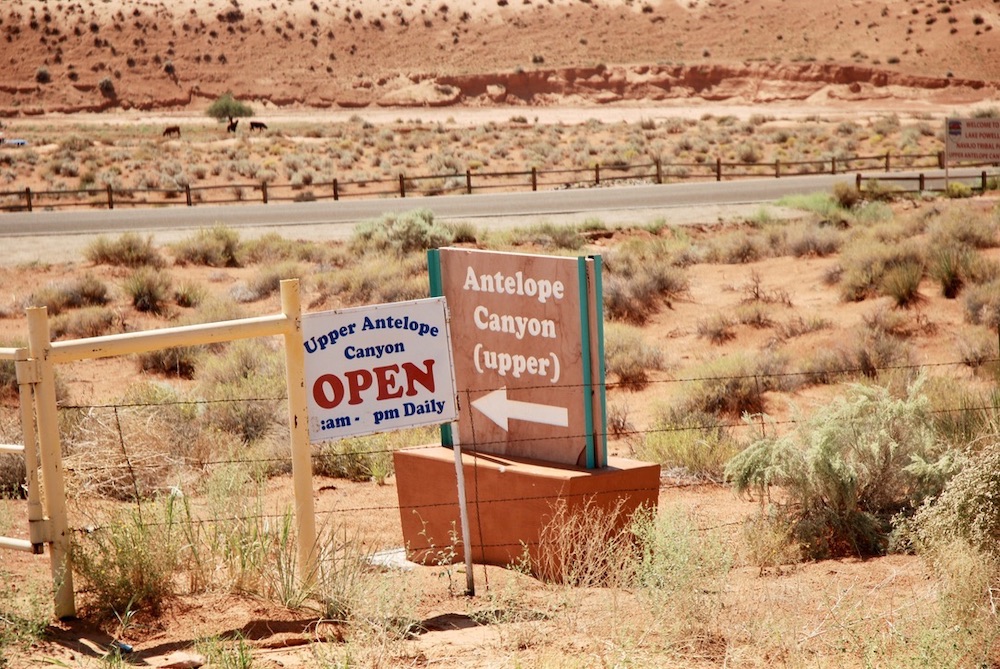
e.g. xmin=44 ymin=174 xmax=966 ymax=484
xmin=302 ymin=298 xmax=457 ymax=442
xmin=429 ymin=248 xmax=606 ymax=468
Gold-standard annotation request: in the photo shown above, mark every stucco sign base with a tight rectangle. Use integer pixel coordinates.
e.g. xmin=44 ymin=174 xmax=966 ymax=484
xmin=393 ymin=447 xmax=660 ymax=570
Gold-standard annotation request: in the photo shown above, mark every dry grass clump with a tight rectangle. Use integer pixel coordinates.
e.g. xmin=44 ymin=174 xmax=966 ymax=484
xmin=602 ymin=238 xmax=690 ymax=325
xmin=677 ymin=352 xmax=789 ymax=419
xmin=197 ymin=339 xmax=286 ymax=447
xmin=639 ymin=407 xmax=740 ymax=480
xmin=963 ymin=279 xmax=1000 ymax=329
xmin=171 ymin=225 xmax=243 ymax=267
xmin=232 ymin=261 xmax=303 ymax=303
xmin=240 ymin=232 xmax=334 ymax=265
xmin=50 ymin=305 xmax=120 ymax=339
xmin=123 ymin=267 xmax=172 ymax=315
xmin=315 ymin=252 xmax=428 ymax=307
xmin=696 ymin=312 xmax=736 ymax=344
xmin=26 ymin=273 xmax=110 ymax=315
xmin=836 ymin=238 xmax=925 ymax=302
xmin=604 ymin=322 xmax=664 ymax=390
xmin=85 ymin=232 xmax=166 ymax=268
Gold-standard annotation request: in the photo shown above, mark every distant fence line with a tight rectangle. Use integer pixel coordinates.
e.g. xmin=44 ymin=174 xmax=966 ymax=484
xmin=1 ymin=150 xmax=994 ymax=213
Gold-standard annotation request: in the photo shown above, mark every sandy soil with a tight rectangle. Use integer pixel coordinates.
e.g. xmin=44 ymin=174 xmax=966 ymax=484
xmin=1 ymin=0 xmax=999 ymax=665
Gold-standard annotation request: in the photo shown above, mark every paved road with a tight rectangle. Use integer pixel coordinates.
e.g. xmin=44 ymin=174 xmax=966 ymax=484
xmin=1 ymin=168 xmax=993 ymax=240
xmin=0 ymin=173 xmax=858 ymax=237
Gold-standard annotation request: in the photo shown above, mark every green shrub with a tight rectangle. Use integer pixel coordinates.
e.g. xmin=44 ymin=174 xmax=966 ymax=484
xmin=241 ymin=233 xmax=330 ymax=264
xmin=206 ymin=92 xmax=254 ymax=122
xmin=445 ymin=220 xmax=479 ymax=244
xmin=928 ymin=204 xmax=1000 ymax=249
xmin=696 ymin=312 xmax=736 ymax=343
xmin=171 ymin=226 xmax=242 ymax=267
xmin=315 ymin=253 xmax=428 ymax=306
xmin=861 ymin=179 xmax=903 ymax=202
xmin=703 ymin=230 xmax=768 ymax=264
xmin=785 ymin=221 xmax=843 ymax=257
xmin=350 ymin=209 xmax=454 ymax=256
xmin=725 ymin=377 xmax=955 ymax=558
xmin=639 ymin=408 xmax=740 ymax=480
xmin=604 ymin=322 xmax=664 ymax=390
xmin=198 ymin=340 xmax=285 ymax=444
xmin=85 ymin=232 xmax=165 ymax=268
xmin=907 ymin=444 xmax=1000 ymax=559
xmin=72 ymin=499 xmax=184 ymax=616
xmin=679 ymin=352 xmax=788 ymax=418
xmin=945 ymin=181 xmax=973 ymax=199
xmin=123 ymin=267 xmax=172 ymax=314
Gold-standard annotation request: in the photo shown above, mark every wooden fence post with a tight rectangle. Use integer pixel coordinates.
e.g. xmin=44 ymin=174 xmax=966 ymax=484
xmin=774 ymin=159 xmax=780 ymax=179
xmin=884 ymin=152 xmax=890 ymax=172
xmin=399 ymin=174 xmax=405 ymax=198
xmin=856 ymin=173 xmax=862 ymax=192
xmin=106 ymin=184 xmax=114 ymax=210
xmin=715 ymin=157 xmax=722 ymax=182
xmin=531 ymin=167 xmax=537 ymax=192
xmin=261 ymin=181 xmax=268 ymax=204
xmin=938 ymin=151 xmax=945 ymax=169
xmin=982 ymin=171 xmax=988 ymax=192
xmin=919 ymin=173 xmax=925 ymax=191
xmin=831 ymin=157 xmax=837 ymax=175
xmin=25 ymin=187 xmax=32 ymax=213
xmin=333 ymin=178 xmax=339 ymax=201
xmin=595 ymin=164 xmax=600 ymax=186
xmin=466 ymin=170 xmax=472 ymax=195
xmin=655 ymin=158 xmax=662 ymax=184
xmin=185 ymin=184 xmax=192 ymax=206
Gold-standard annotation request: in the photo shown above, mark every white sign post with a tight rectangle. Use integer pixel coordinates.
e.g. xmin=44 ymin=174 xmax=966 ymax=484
xmin=302 ymin=298 xmax=474 ymax=594
xmin=303 ymin=298 xmax=457 ymax=441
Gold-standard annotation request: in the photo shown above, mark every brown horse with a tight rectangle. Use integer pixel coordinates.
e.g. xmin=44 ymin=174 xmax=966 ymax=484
xmin=249 ymin=121 xmax=267 ymax=132
xmin=227 ymin=118 xmax=239 ymax=133
xmin=163 ymin=126 xmax=181 ymax=138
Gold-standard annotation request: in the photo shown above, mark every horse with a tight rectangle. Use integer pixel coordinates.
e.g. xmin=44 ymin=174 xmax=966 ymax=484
xmin=249 ymin=121 xmax=267 ymax=132
xmin=227 ymin=118 xmax=239 ymax=133
xmin=163 ymin=126 xmax=181 ymax=138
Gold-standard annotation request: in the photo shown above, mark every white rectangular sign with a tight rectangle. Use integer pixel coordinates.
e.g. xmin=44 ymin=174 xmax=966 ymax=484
xmin=946 ymin=117 xmax=1000 ymax=163
xmin=302 ymin=298 xmax=457 ymax=442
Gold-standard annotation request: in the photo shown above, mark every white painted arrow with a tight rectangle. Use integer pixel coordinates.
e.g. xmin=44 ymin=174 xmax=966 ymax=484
xmin=471 ymin=387 xmax=569 ymax=431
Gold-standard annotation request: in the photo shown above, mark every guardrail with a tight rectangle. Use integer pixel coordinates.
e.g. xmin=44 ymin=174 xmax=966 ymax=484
xmin=0 ymin=150 xmax=978 ymax=213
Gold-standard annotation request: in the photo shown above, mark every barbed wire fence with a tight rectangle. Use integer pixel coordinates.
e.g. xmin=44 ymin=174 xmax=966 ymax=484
xmin=39 ymin=351 xmax=1000 ymax=544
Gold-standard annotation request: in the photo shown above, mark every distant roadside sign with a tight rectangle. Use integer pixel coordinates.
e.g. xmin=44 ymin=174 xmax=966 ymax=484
xmin=302 ymin=298 xmax=457 ymax=442
xmin=945 ymin=117 xmax=1000 ymax=163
